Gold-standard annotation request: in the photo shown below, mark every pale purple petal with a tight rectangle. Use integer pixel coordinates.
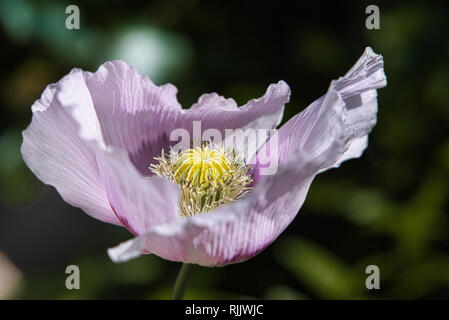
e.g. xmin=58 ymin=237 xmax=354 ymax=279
xmin=21 ymin=70 xmax=120 ymax=225
xmin=274 ymin=47 xmax=386 ymax=171
xmin=23 ymin=63 xmax=182 ymax=232
xmin=183 ymin=81 xmax=290 ymax=161
xmin=184 ymin=81 xmax=289 ymax=132
xmin=82 ymin=60 xmax=184 ymax=175
xmin=95 ymin=146 xmax=181 ymax=236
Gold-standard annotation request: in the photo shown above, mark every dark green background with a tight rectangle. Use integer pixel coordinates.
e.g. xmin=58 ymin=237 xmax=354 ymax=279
xmin=0 ymin=0 xmax=448 ymax=299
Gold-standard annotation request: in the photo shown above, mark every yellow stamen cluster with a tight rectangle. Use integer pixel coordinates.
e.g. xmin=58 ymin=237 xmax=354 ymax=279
xmin=150 ymin=144 xmax=253 ymax=217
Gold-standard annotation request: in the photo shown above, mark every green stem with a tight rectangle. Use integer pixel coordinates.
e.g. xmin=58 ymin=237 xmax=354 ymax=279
xmin=171 ymin=263 xmax=193 ymax=300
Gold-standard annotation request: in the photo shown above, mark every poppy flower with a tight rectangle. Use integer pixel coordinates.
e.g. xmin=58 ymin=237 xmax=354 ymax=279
xmin=21 ymin=47 xmax=386 ymax=267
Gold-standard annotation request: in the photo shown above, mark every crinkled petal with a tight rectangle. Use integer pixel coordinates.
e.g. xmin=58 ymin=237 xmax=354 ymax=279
xmin=21 ymin=70 xmax=120 ymax=225
xmin=82 ymin=60 xmax=184 ymax=175
xmin=185 ymin=81 xmax=289 ymax=132
xmin=95 ymin=146 xmax=180 ymax=236
xmin=183 ymin=81 xmax=290 ymax=161
xmin=274 ymin=47 xmax=386 ymax=171
xmin=108 ymin=47 xmax=386 ymax=266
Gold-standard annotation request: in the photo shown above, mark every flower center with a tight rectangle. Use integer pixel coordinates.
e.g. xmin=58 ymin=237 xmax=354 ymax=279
xmin=174 ymin=147 xmax=232 ymax=189
xmin=150 ymin=144 xmax=253 ymax=217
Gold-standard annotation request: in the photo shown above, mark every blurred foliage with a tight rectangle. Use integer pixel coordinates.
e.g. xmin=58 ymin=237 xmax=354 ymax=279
xmin=0 ymin=0 xmax=448 ymax=299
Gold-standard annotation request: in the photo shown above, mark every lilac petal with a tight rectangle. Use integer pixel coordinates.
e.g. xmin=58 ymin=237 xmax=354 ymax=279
xmin=22 ymin=65 xmax=181 ymax=232
xmin=108 ymin=47 xmax=386 ymax=266
xmin=184 ymin=81 xmax=289 ymax=131
xmin=21 ymin=70 xmax=120 ymax=225
xmin=95 ymin=146 xmax=181 ymax=236
xmin=274 ymin=47 xmax=386 ymax=171
xmin=82 ymin=60 xmax=184 ymax=175
xmin=184 ymin=81 xmax=290 ymax=161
